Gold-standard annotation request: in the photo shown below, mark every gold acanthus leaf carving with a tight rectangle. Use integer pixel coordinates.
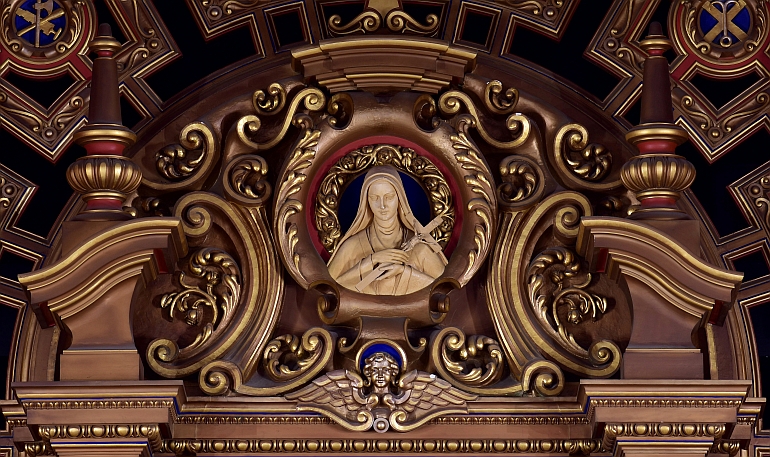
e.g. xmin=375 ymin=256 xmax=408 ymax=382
xmin=276 ymin=125 xmax=320 ymax=286
xmin=452 ymin=121 xmax=495 ymax=283
xmin=160 ymin=247 xmax=241 ymax=353
xmin=316 ymin=144 xmax=454 ymax=254
xmin=433 ymin=327 xmax=504 ymax=388
xmin=263 ymin=330 xmax=331 ymax=382
xmin=439 ymin=90 xmax=531 ymax=149
xmin=155 ymin=121 xmax=216 ymax=181
xmin=224 ymin=154 xmax=271 ymax=205
xmin=526 ymin=246 xmax=609 ymax=357
xmin=498 ymin=155 xmax=541 ymax=207
xmin=554 ymin=124 xmax=612 ymax=183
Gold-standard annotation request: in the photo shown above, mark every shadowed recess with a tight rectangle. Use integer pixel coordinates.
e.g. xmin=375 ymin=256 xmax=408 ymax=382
xmin=271 ymin=10 xmax=307 ymax=49
xmin=733 ymin=251 xmax=770 ymax=282
xmin=120 ymin=95 xmax=144 ymax=130
xmin=3 ymin=70 xmax=76 ymax=110
xmin=678 ymin=130 xmax=770 ymax=237
xmin=749 ymin=303 xmax=770 ymax=420
xmin=0 ymin=130 xmax=82 ymax=238
xmin=507 ymin=0 xmax=620 ymax=101
xmin=93 ymin=0 xmax=126 ymax=44
xmin=0 ymin=250 xmax=35 ymax=282
xmin=460 ymin=11 xmax=494 ymax=47
xmin=146 ymin=0 xmax=257 ymax=102
xmin=0 ymin=304 xmax=18 ymax=411
xmin=690 ymin=72 xmax=763 ymax=110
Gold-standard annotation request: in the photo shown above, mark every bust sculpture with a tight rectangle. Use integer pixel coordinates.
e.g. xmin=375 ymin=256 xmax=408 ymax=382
xmin=327 ymin=166 xmax=447 ymax=295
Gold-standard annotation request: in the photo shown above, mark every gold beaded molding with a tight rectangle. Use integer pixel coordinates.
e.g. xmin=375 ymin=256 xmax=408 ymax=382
xmin=160 ymin=439 xmax=602 ymax=454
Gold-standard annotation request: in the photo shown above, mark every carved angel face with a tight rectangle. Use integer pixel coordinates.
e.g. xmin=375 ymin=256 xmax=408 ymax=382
xmin=362 ymin=352 xmax=400 ymax=389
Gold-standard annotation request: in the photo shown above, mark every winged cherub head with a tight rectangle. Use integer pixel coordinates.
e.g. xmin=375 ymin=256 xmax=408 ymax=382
xmin=362 ymin=352 xmax=400 ymax=393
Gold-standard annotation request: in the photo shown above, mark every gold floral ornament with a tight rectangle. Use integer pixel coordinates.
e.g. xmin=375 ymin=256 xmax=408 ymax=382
xmin=316 ymin=144 xmax=454 ymax=255
xmin=287 ymin=351 xmax=476 ymax=433
xmin=527 ymin=246 xmax=609 ymax=356
xmin=160 ymin=247 xmax=241 ymax=353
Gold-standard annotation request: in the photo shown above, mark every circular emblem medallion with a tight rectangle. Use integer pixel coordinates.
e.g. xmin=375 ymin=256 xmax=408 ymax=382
xmin=672 ymin=0 xmax=767 ymax=67
xmin=12 ymin=0 xmax=67 ymax=49
xmin=1 ymin=0 xmax=95 ymax=71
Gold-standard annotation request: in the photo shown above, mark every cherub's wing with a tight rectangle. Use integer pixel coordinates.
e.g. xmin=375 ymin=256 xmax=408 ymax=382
xmin=388 ymin=371 xmax=477 ymax=432
xmin=396 ymin=370 xmax=477 ymax=413
xmin=286 ymin=370 xmax=374 ymax=431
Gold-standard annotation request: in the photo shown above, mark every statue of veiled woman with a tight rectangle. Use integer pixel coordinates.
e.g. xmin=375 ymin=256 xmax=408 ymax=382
xmin=327 ymin=166 xmax=448 ymax=295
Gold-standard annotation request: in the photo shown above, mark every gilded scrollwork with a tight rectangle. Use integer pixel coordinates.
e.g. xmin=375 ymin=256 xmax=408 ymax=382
xmin=439 ymin=90 xmax=531 ymax=149
xmin=748 ymin=173 xmax=770 ymax=228
xmin=153 ymin=121 xmax=218 ymax=188
xmin=160 ymin=247 xmax=241 ymax=353
xmin=484 ymin=81 xmax=519 ymax=115
xmin=263 ymin=328 xmax=333 ymax=382
xmin=452 ymin=122 xmax=495 ymax=283
xmin=553 ymin=124 xmax=614 ymax=185
xmin=413 ymin=94 xmax=439 ymax=131
xmin=327 ymin=93 xmax=354 ymax=129
xmin=385 ymin=10 xmax=440 ymax=35
xmin=431 ymin=327 xmax=504 ymax=388
xmin=527 ymin=246 xmax=609 ymax=356
xmin=505 ymin=0 xmax=566 ymax=24
xmin=198 ymin=328 xmax=334 ymax=396
xmin=497 ymin=155 xmax=543 ymax=209
xmin=680 ymin=93 xmax=770 ymax=142
xmin=328 ymin=11 xmax=381 ymax=36
xmin=316 ymin=144 xmax=454 ymax=255
xmin=236 ymin=87 xmax=325 ymax=151
xmin=327 ymin=7 xmax=439 ymax=37
xmin=253 ymin=82 xmax=286 ymax=115
xmin=223 ymin=154 xmax=271 ymax=205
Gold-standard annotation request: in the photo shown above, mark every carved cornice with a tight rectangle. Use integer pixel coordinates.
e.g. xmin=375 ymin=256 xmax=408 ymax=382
xmin=292 ymin=38 xmax=476 ymax=94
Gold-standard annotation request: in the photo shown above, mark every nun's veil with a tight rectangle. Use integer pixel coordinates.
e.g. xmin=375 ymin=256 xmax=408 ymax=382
xmin=328 ymin=166 xmax=423 ymax=264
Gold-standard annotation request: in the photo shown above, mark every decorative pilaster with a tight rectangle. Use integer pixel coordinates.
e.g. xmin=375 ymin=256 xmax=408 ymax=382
xmin=622 ymin=22 xmax=694 ymax=220
xmin=69 ymin=24 xmax=140 ymax=221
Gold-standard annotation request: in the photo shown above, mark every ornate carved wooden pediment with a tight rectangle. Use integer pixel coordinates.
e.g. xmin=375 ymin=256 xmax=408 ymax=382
xmin=1 ymin=19 xmax=761 ymax=457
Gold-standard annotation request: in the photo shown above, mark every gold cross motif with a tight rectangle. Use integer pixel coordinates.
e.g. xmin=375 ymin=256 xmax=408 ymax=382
xmin=702 ymin=0 xmax=749 ymax=48
xmin=15 ymin=0 xmax=64 ymax=48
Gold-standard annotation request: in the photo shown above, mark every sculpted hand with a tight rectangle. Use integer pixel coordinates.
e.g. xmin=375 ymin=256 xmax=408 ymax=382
xmin=371 ymin=249 xmax=409 ymax=266
xmin=379 ymin=263 xmax=406 ymax=280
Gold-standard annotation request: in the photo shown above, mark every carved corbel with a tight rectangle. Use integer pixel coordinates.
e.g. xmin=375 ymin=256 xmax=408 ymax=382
xmin=577 ymin=217 xmax=743 ymax=379
xmin=18 ymin=219 xmax=187 ymax=381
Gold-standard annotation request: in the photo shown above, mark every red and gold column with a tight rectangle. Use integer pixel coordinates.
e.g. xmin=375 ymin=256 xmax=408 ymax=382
xmin=622 ymin=22 xmax=695 ymax=220
xmin=68 ymin=24 xmax=141 ymax=221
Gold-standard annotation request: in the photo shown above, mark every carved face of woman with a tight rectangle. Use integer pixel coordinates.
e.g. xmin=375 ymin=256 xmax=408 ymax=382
xmin=367 ymin=180 xmax=399 ymax=224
